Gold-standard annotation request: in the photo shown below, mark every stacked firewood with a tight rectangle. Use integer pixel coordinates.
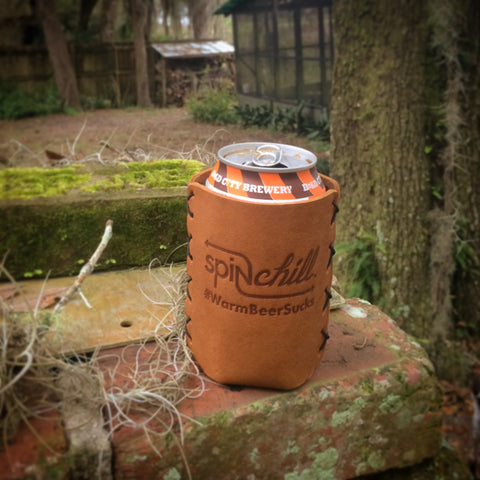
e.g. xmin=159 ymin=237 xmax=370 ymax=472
xmin=154 ymin=58 xmax=234 ymax=107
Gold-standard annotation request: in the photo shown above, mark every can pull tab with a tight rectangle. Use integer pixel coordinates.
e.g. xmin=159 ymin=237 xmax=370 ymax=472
xmin=252 ymin=144 xmax=282 ymax=167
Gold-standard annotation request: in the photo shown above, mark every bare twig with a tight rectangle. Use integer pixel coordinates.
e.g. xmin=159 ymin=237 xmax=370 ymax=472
xmin=66 ymin=120 xmax=87 ymax=160
xmin=53 ymin=220 xmax=113 ymax=314
xmin=353 ymin=337 xmax=369 ymax=350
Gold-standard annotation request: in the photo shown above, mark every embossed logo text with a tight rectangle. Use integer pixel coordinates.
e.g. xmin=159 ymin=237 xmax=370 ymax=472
xmin=204 ymin=240 xmax=319 ymax=299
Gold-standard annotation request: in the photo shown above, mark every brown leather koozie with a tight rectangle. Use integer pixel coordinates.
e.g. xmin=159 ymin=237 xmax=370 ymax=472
xmin=185 ymin=169 xmax=340 ymax=390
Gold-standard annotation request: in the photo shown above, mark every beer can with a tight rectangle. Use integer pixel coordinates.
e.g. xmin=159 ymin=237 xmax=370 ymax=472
xmin=206 ymin=142 xmax=327 ymax=202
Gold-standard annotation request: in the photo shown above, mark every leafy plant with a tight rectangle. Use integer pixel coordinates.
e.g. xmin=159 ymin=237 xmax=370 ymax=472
xmin=454 ymin=218 xmax=480 ymax=280
xmin=0 ymin=81 xmax=62 ymax=120
xmin=23 ymin=269 xmax=43 ymax=278
xmin=336 ymin=233 xmax=383 ymax=302
xmin=185 ymin=87 xmax=238 ymax=125
xmin=234 ymin=101 xmax=329 ymax=138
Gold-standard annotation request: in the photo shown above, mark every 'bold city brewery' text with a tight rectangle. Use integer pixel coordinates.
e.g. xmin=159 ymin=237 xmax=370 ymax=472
xmin=211 ymin=172 xmax=294 ymax=195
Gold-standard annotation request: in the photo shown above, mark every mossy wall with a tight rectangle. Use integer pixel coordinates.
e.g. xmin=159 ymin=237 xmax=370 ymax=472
xmin=0 ymin=160 xmax=205 ymax=280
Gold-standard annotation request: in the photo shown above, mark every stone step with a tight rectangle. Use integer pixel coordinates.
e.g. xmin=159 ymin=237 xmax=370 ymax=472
xmin=0 ymin=263 xmax=454 ymax=479
xmin=111 ymin=298 xmax=445 ymax=479
xmin=0 ymin=265 xmax=183 ymax=353
xmin=0 ymin=160 xmax=205 ymax=280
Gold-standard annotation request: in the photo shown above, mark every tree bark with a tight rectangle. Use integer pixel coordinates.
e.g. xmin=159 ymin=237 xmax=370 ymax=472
xmin=190 ymin=0 xmax=213 ymax=40
xmin=35 ymin=0 xmax=82 ymax=110
xmin=99 ymin=0 xmax=118 ymax=42
xmin=130 ymin=0 xmax=152 ymax=107
xmin=331 ymin=0 xmax=432 ymax=337
xmin=78 ymin=0 xmax=100 ymax=33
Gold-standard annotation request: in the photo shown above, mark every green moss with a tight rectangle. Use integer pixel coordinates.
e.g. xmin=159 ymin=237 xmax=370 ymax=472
xmin=163 ymin=468 xmax=182 ymax=480
xmin=367 ymin=451 xmax=386 ymax=470
xmin=359 ymin=376 xmax=375 ymax=394
xmin=282 ymin=440 xmax=300 ymax=457
xmin=379 ymin=394 xmax=403 ymax=414
xmin=0 ymin=166 xmax=91 ymax=199
xmin=331 ymin=397 xmax=366 ymax=427
xmin=0 ymin=159 xmax=206 ymax=278
xmin=285 ymin=447 xmax=339 ymax=480
xmin=395 ymin=407 xmax=413 ymax=429
xmin=249 ymin=447 xmax=260 ymax=465
xmin=81 ymin=160 xmax=205 ymax=193
xmin=0 ymin=195 xmax=190 ymax=279
xmin=0 ymin=160 xmax=205 ymax=200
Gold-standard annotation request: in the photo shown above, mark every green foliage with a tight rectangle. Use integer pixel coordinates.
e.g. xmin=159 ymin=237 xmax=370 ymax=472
xmin=23 ymin=269 xmax=43 ymax=279
xmin=336 ymin=233 xmax=383 ymax=302
xmin=185 ymin=87 xmax=238 ymax=125
xmin=0 ymin=80 xmax=117 ymax=120
xmin=185 ymin=90 xmax=330 ymax=144
xmin=453 ymin=218 xmax=480 ymax=337
xmin=234 ymin=101 xmax=330 ymax=139
xmin=0 ymin=81 xmax=63 ymax=120
xmin=454 ymin=218 xmax=480 ymax=280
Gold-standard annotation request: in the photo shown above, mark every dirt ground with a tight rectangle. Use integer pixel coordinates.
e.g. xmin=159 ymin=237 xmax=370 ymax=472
xmin=0 ymin=107 xmax=476 ymax=477
xmin=0 ymin=107 xmax=319 ymax=169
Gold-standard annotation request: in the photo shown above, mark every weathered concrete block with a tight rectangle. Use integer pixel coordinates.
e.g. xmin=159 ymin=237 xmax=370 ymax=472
xmin=0 ymin=160 xmax=205 ymax=279
xmin=112 ymin=299 xmax=444 ymax=479
xmin=0 ymin=296 xmax=447 ymax=479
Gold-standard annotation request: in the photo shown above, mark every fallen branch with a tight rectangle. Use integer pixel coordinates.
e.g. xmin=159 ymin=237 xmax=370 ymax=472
xmin=53 ymin=220 xmax=113 ymax=314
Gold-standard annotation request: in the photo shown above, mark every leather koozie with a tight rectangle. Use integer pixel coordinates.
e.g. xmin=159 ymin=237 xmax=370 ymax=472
xmin=185 ymin=169 xmax=340 ymax=390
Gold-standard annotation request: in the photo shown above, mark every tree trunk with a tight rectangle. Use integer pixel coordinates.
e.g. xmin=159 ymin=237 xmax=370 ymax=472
xmin=330 ymin=0 xmax=432 ymax=337
xmin=160 ymin=0 xmax=181 ymax=38
xmin=190 ymin=0 xmax=213 ymax=40
xmin=78 ymin=0 xmax=99 ymax=32
xmin=130 ymin=0 xmax=152 ymax=107
xmin=35 ymin=0 xmax=82 ymax=110
xmin=99 ymin=0 xmax=118 ymax=42
xmin=170 ymin=0 xmax=182 ymax=39
xmin=161 ymin=0 xmax=171 ymax=37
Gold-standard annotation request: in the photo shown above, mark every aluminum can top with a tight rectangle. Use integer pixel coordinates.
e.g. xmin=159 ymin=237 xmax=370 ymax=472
xmin=217 ymin=142 xmax=316 ymax=172
xmin=206 ymin=142 xmax=327 ymax=203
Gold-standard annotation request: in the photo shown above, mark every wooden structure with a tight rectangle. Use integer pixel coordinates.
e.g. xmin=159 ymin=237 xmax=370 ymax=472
xmin=0 ymin=40 xmax=234 ymax=108
xmin=216 ymin=0 xmax=333 ymax=121
xmin=151 ymin=40 xmax=235 ymax=107
xmin=0 ymin=43 xmax=137 ymax=106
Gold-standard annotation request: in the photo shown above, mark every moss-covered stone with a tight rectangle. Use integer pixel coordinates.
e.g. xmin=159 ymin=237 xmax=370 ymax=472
xmin=0 ymin=166 xmax=91 ymax=199
xmin=0 ymin=160 xmax=206 ymax=279
xmin=0 ymin=160 xmax=205 ymax=200
xmin=109 ymin=301 xmax=445 ymax=480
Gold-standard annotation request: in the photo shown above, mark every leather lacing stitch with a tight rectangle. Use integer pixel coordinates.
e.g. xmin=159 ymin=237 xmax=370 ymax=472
xmin=323 ymin=288 xmax=332 ymax=310
xmin=319 ymin=329 xmax=330 ymax=351
xmin=319 ymin=198 xmax=338 ymax=351
xmin=187 ymin=192 xmax=194 ymax=218
xmin=327 ymin=244 xmax=336 ymax=268
xmin=187 ymin=235 xmax=193 ymax=261
xmin=185 ymin=317 xmax=192 ymax=340
xmin=185 ymin=192 xmax=194 ymax=341
xmin=331 ymin=200 xmax=339 ymax=225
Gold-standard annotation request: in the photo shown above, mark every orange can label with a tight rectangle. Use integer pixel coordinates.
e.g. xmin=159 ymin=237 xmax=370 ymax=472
xmin=206 ymin=143 xmax=327 ymax=202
